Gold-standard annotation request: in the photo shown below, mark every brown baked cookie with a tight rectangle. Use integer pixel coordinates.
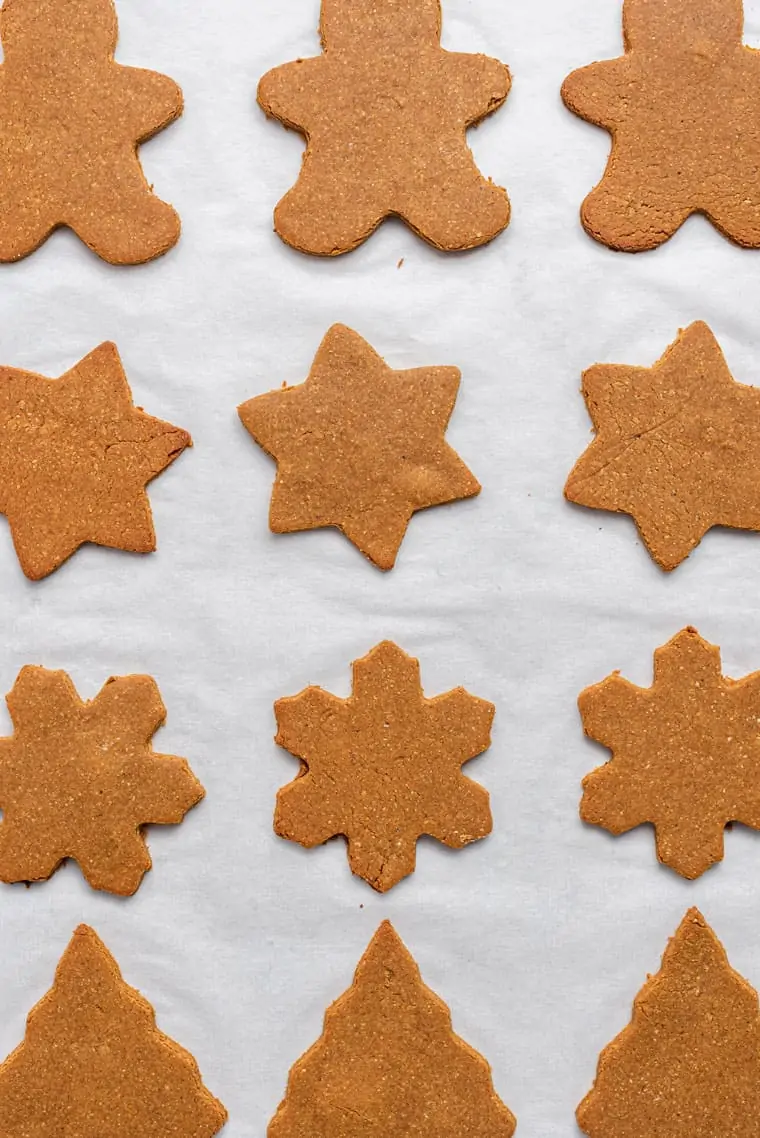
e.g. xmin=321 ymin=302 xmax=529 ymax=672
xmin=274 ymin=641 xmax=495 ymax=892
xmin=238 ymin=324 xmax=480 ymax=570
xmin=579 ymin=626 xmax=760 ymax=880
xmin=257 ymin=0 xmax=510 ymax=255
xmin=269 ymin=920 xmax=516 ymax=1138
xmin=0 ymin=0 xmax=182 ymax=264
xmin=565 ymin=322 xmax=760 ymax=571
xmin=0 ymin=666 xmax=205 ymax=894
xmin=0 ymin=341 xmax=190 ymax=579
xmin=562 ymin=0 xmax=760 ymax=251
xmin=0 ymin=924 xmax=227 ymax=1138
xmin=578 ymin=908 xmax=760 ymax=1138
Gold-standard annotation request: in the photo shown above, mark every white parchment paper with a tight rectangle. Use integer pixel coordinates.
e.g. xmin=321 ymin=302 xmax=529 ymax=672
xmin=1 ymin=1 xmax=760 ymax=1134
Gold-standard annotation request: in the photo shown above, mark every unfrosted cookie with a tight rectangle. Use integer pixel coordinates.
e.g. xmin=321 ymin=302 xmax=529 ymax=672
xmin=269 ymin=920 xmax=516 ymax=1138
xmin=0 ymin=925 xmax=227 ymax=1138
xmin=274 ymin=640 xmax=495 ymax=891
xmin=565 ymin=322 xmax=760 ymax=570
xmin=562 ymin=0 xmax=760 ymax=251
xmin=0 ymin=0 xmax=182 ymax=264
xmin=0 ymin=342 xmax=190 ymax=579
xmin=579 ymin=627 xmax=760 ymax=879
xmin=238 ymin=324 xmax=480 ymax=570
xmin=257 ymin=0 xmax=510 ymax=255
xmin=0 ymin=666 xmax=204 ymax=894
xmin=578 ymin=909 xmax=760 ymax=1138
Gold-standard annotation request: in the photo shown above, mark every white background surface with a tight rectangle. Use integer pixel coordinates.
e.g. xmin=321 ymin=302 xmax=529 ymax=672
xmin=1 ymin=0 xmax=760 ymax=1133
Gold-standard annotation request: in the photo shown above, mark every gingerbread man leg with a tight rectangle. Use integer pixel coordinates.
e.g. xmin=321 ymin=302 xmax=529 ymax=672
xmin=0 ymin=196 xmax=58 ymax=262
xmin=68 ymin=174 xmax=180 ymax=265
xmin=708 ymin=190 xmax=760 ymax=249
xmin=399 ymin=161 xmax=510 ymax=251
xmin=273 ymin=166 xmax=385 ymax=255
xmin=581 ymin=169 xmax=690 ymax=252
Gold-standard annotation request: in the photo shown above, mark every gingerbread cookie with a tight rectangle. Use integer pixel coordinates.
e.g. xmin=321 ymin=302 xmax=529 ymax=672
xmin=238 ymin=324 xmax=480 ymax=570
xmin=0 ymin=341 xmax=190 ymax=579
xmin=0 ymin=925 xmax=227 ymax=1138
xmin=0 ymin=0 xmax=182 ymax=264
xmin=0 ymin=666 xmax=205 ymax=894
xmin=579 ymin=626 xmax=760 ymax=879
xmin=257 ymin=0 xmax=510 ymax=255
xmin=270 ymin=920 xmax=516 ymax=1138
xmin=565 ymin=322 xmax=760 ymax=571
xmin=578 ymin=909 xmax=760 ymax=1138
xmin=274 ymin=641 xmax=495 ymax=892
xmin=562 ymin=0 xmax=760 ymax=251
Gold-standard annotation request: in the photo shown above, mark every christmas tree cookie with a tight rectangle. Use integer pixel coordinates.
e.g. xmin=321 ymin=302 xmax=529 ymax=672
xmin=565 ymin=322 xmax=760 ymax=571
xmin=0 ymin=666 xmax=204 ymax=894
xmin=0 ymin=925 xmax=227 ymax=1138
xmin=239 ymin=324 xmax=480 ymax=570
xmin=579 ymin=627 xmax=760 ymax=879
xmin=257 ymin=0 xmax=510 ymax=254
xmin=562 ymin=0 xmax=760 ymax=251
xmin=274 ymin=641 xmax=495 ymax=891
xmin=0 ymin=0 xmax=182 ymax=263
xmin=579 ymin=909 xmax=760 ymax=1137
xmin=0 ymin=342 xmax=190 ymax=579
xmin=270 ymin=921 xmax=515 ymax=1138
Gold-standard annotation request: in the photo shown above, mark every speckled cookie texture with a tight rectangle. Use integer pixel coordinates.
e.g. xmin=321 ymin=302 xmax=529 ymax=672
xmin=579 ymin=627 xmax=760 ymax=880
xmin=0 ymin=342 xmax=190 ymax=580
xmin=274 ymin=641 xmax=495 ymax=891
xmin=578 ymin=909 xmax=760 ymax=1138
xmin=562 ymin=0 xmax=760 ymax=251
xmin=565 ymin=322 xmax=760 ymax=571
xmin=269 ymin=920 xmax=516 ymax=1138
xmin=257 ymin=0 xmax=510 ymax=255
xmin=0 ymin=925 xmax=227 ymax=1138
xmin=238 ymin=324 xmax=480 ymax=570
xmin=0 ymin=666 xmax=204 ymax=894
xmin=0 ymin=0 xmax=182 ymax=264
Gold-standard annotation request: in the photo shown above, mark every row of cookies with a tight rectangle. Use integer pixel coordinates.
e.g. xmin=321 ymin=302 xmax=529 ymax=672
xmin=1 ymin=0 xmax=755 ymax=262
xmin=0 ymin=626 xmax=750 ymax=897
xmin=0 ymin=909 xmax=752 ymax=1135
xmin=0 ymin=320 xmax=750 ymax=580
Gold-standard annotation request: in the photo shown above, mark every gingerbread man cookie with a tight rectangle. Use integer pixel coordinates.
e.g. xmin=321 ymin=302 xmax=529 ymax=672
xmin=258 ymin=0 xmax=510 ymax=255
xmin=562 ymin=0 xmax=760 ymax=251
xmin=0 ymin=0 xmax=182 ymax=263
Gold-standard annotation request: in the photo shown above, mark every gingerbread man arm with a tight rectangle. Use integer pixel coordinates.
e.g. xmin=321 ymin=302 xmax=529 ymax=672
xmin=115 ymin=65 xmax=184 ymax=141
xmin=443 ymin=51 xmax=511 ymax=125
xmin=258 ymin=57 xmax=326 ymax=133
xmin=562 ymin=58 xmax=631 ymax=129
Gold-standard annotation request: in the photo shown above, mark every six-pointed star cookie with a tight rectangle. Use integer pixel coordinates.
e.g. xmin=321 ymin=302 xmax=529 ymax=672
xmin=0 ymin=666 xmax=205 ymax=894
xmin=0 ymin=0 xmax=182 ymax=264
xmin=257 ymin=0 xmax=510 ymax=254
xmin=0 ymin=342 xmax=190 ymax=580
xmin=579 ymin=627 xmax=760 ymax=879
xmin=565 ymin=321 xmax=760 ymax=570
xmin=0 ymin=925 xmax=227 ymax=1138
xmin=273 ymin=641 xmax=495 ymax=892
xmin=562 ymin=0 xmax=760 ymax=251
xmin=238 ymin=324 xmax=480 ymax=569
